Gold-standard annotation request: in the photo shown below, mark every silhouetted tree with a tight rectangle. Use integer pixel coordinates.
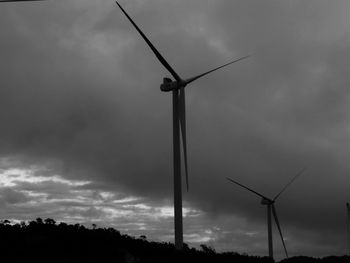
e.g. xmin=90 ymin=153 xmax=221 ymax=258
xmin=200 ymin=244 xmax=216 ymax=254
xmin=20 ymin=221 xmax=26 ymax=228
xmin=35 ymin=217 xmax=43 ymax=225
xmin=44 ymin=218 xmax=56 ymax=225
xmin=0 ymin=219 xmax=11 ymax=225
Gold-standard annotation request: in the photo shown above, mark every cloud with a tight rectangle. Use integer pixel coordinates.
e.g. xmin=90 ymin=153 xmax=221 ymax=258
xmin=0 ymin=0 xmax=349 ymax=258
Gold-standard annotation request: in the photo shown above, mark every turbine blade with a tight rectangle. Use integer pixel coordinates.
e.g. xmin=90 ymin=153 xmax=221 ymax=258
xmin=272 ymin=204 xmax=288 ymax=258
xmin=179 ymin=88 xmax=189 ymax=191
xmin=273 ymin=166 xmax=307 ymax=201
xmin=116 ymin=1 xmax=181 ymax=82
xmin=226 ymin=177 xmax=269 ymax=200
xmin=185 ymin=55 xmax=250 ymax=85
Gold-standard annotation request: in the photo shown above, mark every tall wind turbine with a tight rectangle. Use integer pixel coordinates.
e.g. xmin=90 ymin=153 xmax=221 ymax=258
xmin=226 ymin=167 xmax=306 ymax=259
xmin=116 ymin=1 xmax=249 ymax=250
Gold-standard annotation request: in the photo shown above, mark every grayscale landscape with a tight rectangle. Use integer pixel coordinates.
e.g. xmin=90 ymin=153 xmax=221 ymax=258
xmin=0 ymin=0 xmax=350 ymax=262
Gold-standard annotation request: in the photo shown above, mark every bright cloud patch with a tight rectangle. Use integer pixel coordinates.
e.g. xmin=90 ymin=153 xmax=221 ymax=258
xmin=0 ymin=168 xmax=90 ymax=187
xmin=0 ymin=166 xmax=212 ymax=246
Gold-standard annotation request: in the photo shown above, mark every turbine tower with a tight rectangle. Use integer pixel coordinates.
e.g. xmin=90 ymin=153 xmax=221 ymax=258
xmin=116 ymin=1 xmax=249 ymax=250
xmin=227 ymin=167 xmax=306 ymax=259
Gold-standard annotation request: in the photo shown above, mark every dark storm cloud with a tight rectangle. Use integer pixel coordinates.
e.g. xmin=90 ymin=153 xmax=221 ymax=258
xmin=1 ymin=0 xmax=350 ymax=257
xmin=0 ymin=187 xmax=28 ymax=204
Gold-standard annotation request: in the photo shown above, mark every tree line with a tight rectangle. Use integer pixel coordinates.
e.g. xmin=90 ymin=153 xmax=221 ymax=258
xmin=0 ymin=218 xmax=348 ymax=263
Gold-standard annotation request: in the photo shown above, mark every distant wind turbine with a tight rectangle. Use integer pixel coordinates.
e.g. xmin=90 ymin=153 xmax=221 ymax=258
xmin=226 ymin=167 xmax=307 ymax=259
xmin=116 ymin=1 xmax=249 ymax=250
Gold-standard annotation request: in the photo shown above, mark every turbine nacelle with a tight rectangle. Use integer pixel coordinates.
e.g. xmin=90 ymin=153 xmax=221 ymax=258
xmin=160 ymin=77 xmax=186 ymax=92
xmin=261 ymin=198 xmax=273 ymax=205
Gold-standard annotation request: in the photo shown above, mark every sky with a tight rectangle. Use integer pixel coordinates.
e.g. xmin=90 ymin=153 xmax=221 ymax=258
xmin=0 ymin=0 xmax=350 ymax=259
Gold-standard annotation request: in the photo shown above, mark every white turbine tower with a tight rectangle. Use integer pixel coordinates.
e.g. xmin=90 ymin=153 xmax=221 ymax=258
xmin=116 ymin=1 xmax=249 ymax=250
xmin=226 ymin=167 xmax=306 ymax=260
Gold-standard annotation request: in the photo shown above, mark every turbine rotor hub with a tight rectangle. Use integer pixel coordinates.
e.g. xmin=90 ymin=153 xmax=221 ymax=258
xmin=261 ymin=198 xmax=273 ymax=205
xmin=160 ymin=78 xmax=186 ymax=92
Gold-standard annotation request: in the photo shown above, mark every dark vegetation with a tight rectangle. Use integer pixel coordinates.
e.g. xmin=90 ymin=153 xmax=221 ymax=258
xmin=0 ymin=218 xmax=348 ymax=263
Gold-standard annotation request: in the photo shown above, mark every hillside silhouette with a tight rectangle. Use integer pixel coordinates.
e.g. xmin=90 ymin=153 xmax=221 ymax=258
xmin=0 ymin=218 xmax=348 ymax=263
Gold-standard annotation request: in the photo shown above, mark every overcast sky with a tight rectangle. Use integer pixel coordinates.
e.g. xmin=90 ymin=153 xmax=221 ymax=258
xmin=0 ymin=0 xmax=350 ymax=259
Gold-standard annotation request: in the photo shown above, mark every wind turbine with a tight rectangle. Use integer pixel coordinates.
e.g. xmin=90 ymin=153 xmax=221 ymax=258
xmin=226 ymin=167 xmax=306 ymax=259
xmin=116 ymin=1 xmax=249 ymax=250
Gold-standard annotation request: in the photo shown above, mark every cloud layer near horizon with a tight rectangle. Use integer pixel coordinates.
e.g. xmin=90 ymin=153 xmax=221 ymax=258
xmin=0 ymin=0 xmax=350 ymax=258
